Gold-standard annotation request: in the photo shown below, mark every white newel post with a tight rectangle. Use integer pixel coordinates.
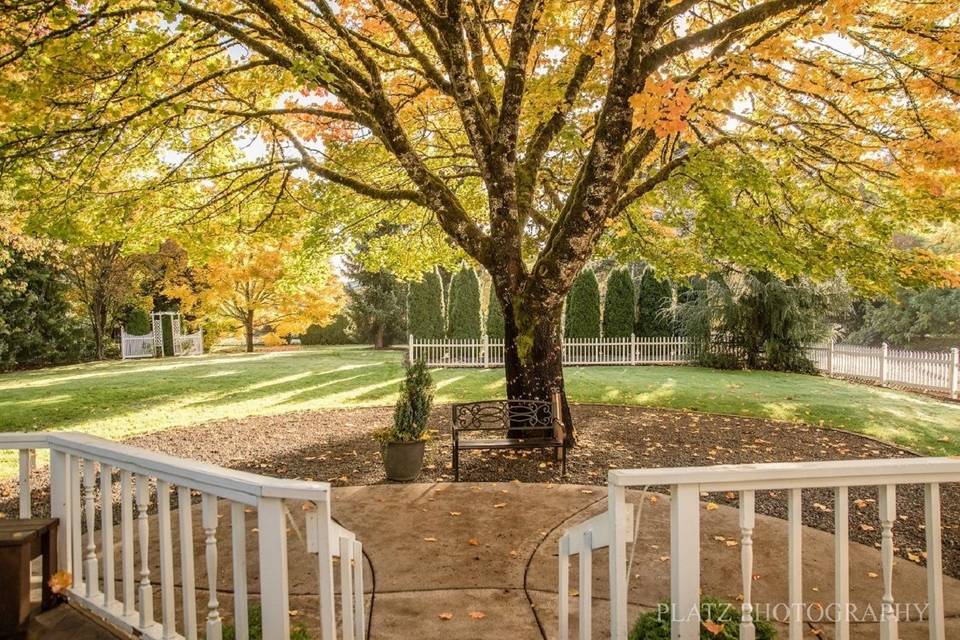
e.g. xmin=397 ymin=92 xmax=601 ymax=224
xmin=608 ymin=484 xmax=629 ymax=640
xmin=950 ymin=348 xmax=958 ymax=399
xmin=408 ymin=334 xmax=414 ymax=363
xmin=880 ymin=342 xmax=888 ymax=384
xmin=258 ymin=497 xmax=291 ymax=639
xmin=671 ymin=485 xmax=701 ymax=640
xmin=49 ymin=450 xmax=71 ymax=572
xmin=827 ymin=341 xmax=834 ymax=376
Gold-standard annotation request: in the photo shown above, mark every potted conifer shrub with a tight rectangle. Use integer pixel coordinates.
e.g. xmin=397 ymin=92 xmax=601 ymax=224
xmin=376 ymin=359 xmax=433 ymax=481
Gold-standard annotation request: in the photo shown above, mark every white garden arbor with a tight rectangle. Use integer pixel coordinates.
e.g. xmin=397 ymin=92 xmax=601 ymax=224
xmin=120 ymin=311 xmax=203 ymax=359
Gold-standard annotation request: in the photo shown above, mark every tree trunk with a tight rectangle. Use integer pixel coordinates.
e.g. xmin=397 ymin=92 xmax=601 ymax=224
xmin=374 ymin=324 xmax=386 ymax=349
xmin=500 ymin=296 xmax=574 ymax=444
xmin=244 ymin=310 xmax=255 ymax=353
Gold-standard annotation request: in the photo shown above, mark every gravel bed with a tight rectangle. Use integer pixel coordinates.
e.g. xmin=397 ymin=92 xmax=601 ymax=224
xmin=2 ymin=404 xmax=957 ymax=577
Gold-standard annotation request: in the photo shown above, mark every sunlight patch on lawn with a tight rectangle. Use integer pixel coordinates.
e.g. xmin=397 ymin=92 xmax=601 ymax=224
xmin=0 ymin=394 xmax=72 ymax=406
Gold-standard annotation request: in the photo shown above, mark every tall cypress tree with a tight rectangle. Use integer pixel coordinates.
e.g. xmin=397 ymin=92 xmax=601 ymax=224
xmin=447 ymin=266 xmax=482 ymax=339
xmin=407 ymin=269 xmax=445 ymax=339
xmin=486 ymin=286 xmax=505 ymax=339
xmin=564 ymin=269 xmax=601 ymax=338
xmin=635 ymin=268 xmax=674 ymax=336
xmin=603 ymin=268 xmax=635 ymax=337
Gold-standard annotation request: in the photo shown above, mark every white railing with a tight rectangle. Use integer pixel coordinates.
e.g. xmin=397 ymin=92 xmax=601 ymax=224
xmin=408 ymin=335 xmax=696 ymax=368
xmin=120 ymin=328 xmax=155 ymax=360
xmin=559 ymin=458 xmax=959 ymax=640
xmin=2 ymin=432 xmax=363 ymax=640
xmin=808 ymin=342 xmax=959 ymax=398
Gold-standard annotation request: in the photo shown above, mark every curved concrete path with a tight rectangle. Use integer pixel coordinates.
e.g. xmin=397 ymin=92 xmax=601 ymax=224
xmin=68 ymin=483 xmax=960 ymax=639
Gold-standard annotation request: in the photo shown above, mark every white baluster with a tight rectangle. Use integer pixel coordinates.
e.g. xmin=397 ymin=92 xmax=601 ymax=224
xmin=120 ymin=471 xmax=135 ymax=618
xmin=925 ymin=483 xmax=945 ymax=640
xmin=739 ymin=490 xmax=755 ymax=640
xmin=671 ymin=484 xmax=700 ymax=640
xmin=879 ymin=485 xmax=898 ymax=640
xmin=157 ymin=481 xmax=176 ymax=639
xmin=558 ymin=534 xmax=570 ymax=640
xmin=340 ymin=536 xmax=355 ymax=639
xmin=178 ymin=487 xmax=198 ymax=640
xmin=100 ymin=464 xmax=115 ymax=606
xmin=315 ymin=494 xmax=338 ymax=640
xmin=202 ymin=494 xmax=222 ymax=640
xmin=834 ymin=487 xmax=850 ymax=640
xmin=18 ymin=449 xmax=32 ymax=518
xmin=71 ymin=456 xmax=83 ymax=592
xmin=231 ymin=502 xmax=249 ymax=640
xmin=353 ymin=540 xmax=365 ymax=640
xmin=257 ymin=497 xmax=290 ymax=639
xmin=579 ymin=529 xmax=592 ymax=640
xmin=787 ymin=488 xmax=803 ymax=640
xmin=136 ymin=475 xmax=155 ymax=628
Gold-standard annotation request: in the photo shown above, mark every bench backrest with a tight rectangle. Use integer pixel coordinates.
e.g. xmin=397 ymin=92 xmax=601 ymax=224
xmin=452 ymin=391 xmax=565 ymax=442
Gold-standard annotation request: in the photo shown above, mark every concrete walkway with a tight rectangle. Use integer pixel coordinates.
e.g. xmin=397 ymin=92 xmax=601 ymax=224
xmin=39 ymin=482 xmax=960 ymax=639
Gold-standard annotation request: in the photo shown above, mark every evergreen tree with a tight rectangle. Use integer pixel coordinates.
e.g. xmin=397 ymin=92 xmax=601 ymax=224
xmin=486 ymin=287 xmax=505 ymax=339
xmin=603 ymin=268 xmax=635 ymax=337
xmin=407 ymin=268 xmax=445 ymax=339
xmin=635 ymin=269 xmax=674 ymax=336
xmin=345 ymin=265 xmax=406 ymax=348
xmin=447 ymin=266 xmax=482 ymax=339
xmin=564 ymin=269 xmax=601 ymax=338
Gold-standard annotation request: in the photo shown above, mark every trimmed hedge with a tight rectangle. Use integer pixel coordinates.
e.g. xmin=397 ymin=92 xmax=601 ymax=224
xmin=407 ymin=269 xmax=445 ymax=339
xmin=486 ymin=286 xmax=505 ymax=339
xmin=564 ymin=269 xmax=601 ymax=338
xmin=603 ymin=267 xmax=635 ymax=337
xmin=447 ymin=266 xmax=482 ymax=339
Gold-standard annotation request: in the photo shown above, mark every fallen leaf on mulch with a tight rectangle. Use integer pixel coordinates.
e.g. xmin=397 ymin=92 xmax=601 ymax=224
xmin=469 ymin=611 xmax=486 ymax=620
xmin=438 ymin=612 xmax=453 ymax=621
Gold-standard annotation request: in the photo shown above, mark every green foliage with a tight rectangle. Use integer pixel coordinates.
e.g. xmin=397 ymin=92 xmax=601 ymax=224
xmin=603 ymin=268 xmax=635 ymax=337
xmin=378 ymin=360 xmax=434 ymax=443
xmin=122 ymin=307 xmax=151 ymax=335
xmin=629 ymin=598 xmax=777 ymax=640
xmin=300 ymin=314 xmax=354 ymax=345
xmin=677 ymin=270 xmax=849 ymax=372
xmin=345 ymin=267 xmax=407 ymax=348
xmin=407 ymin=269 xmax=445 ymax=340
xmin=447 ymin=266 xmax=481 ymax=339
xmin=847 ymin=288 xmax=960 ymax=347
xmin=0 ymin=243 xmax=90 ymax=370
xmin=564 ymin=269 xmax=601 ymax=339
xmin=486 ymin=287 xmax=505 ymax=339
xmin=635 ymin=268 xmax=675 ymax=337
xmin=222 ymin=604 xmax=309 ymax=640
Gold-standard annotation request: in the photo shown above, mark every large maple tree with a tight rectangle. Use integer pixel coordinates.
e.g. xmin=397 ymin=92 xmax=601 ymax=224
xmin=1 ymin=0 xmax=959 ymax=435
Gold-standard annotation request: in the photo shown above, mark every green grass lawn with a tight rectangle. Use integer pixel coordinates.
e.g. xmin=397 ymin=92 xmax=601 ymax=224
xmin=1 ymin=345 xmax=958 ymax=477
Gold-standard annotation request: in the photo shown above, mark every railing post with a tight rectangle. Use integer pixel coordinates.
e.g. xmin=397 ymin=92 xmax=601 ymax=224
xmin=314 ymin=492 xmax=337 ymax=640
xmin=827 ymin=341 xmax=834 ymax=376
xmin=671 ymin=484 xmax=700 ymax=640
xmin=49 ymin=450 xmax=71 ymax=572
xmin=880 ymin=342 xmax=888 ymax=384
xmin=608 ymin=483 xmax=629 ymax=640
xmin=950 ymin=348 xmax=958 ymax=399
xmin=258 ymin=497 xmax=291 ymax=640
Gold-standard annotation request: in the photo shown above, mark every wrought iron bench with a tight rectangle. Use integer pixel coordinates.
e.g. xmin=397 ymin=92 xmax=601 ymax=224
xmin=451 ymin=390 xmax=568 ymax=481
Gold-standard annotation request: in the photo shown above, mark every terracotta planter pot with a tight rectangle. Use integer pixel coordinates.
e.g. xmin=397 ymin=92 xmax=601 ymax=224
xmin=382 ymin=440 xmax=426 ymax=482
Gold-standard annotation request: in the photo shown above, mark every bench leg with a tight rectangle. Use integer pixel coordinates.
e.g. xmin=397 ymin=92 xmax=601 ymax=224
xmin=41 ymin=526 xmax=58 ymax=611
xmin=453 ymin=443 xmax=460 ymax=482
xmin=561 ymin=447 xmax=567 ymax=478
xmin=0 ymin=544 xmax=31 ymax=638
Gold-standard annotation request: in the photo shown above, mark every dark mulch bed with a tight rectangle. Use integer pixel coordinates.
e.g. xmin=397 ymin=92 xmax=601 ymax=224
xmin=2 ymin=404 xmax=958 ymax=577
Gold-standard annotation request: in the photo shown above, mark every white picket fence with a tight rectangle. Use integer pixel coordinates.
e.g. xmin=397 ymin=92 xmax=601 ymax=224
xmin=120 ymin=328 xmax=204 ymax=359
xmin=408 ymin=335 xmax=696 ymax=368
xmin=410 ymin=336 xmax=960 ymax=398
xmin=807 ymin=342 xmax=959 ymax=398
xmin=1 ymin=432 xmax=364 ymax=640
xmin=560 ymin=458 xmax=960 ymax=640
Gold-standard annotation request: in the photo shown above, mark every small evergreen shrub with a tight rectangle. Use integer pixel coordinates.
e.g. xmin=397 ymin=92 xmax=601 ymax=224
xmin=486 ymin=287 xmax=505 ymax=339
xmin=630 ymin=598 xmax=777 ymax=640
xmin=407 ymin=269 xmax=445 ymax=340
xmin=447 ymin=266 xmax=482 ymax=339
xmin=223 ymin=604 xmax=309 ymax=640
xmin=376 ymin=360 xmax=434 ymax=443
xmin=603 ymin=268 xmax=636 ymax=338
xmin=300 ymin=314 xmax=354 ymax=345
xmin=564 ymin=269 xmax=601 ymax=339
